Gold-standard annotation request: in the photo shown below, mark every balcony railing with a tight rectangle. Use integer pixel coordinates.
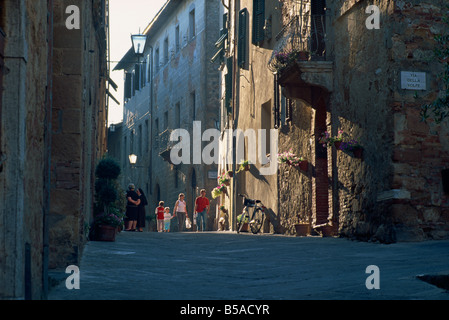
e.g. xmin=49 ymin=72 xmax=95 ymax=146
xmin=268 ymin=13 xmax=327 ymax=71
xmin=158 ymin=129 xmax=175 ymax=164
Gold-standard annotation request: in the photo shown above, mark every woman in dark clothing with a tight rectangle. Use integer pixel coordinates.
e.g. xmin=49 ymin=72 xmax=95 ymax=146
xmin=136 ymin=188 xmax=148 ymax=232
xmin=125 ymin=184 xmax=140 ymax=231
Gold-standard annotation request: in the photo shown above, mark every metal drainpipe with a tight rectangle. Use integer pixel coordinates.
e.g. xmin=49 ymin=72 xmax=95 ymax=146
xmin=149 ymin=46 xmax=154 ymax=200
xmin=231 ymin=0 xmax=238 ymax=231
xmin=42 ymin=0 xmax=53 ymax=300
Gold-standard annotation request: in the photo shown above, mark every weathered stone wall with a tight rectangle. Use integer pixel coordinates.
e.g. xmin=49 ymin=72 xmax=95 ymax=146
xmin=278 ymin=100 xmax=313 ymax=235
xmin=328 ymin=0 xmax=449 ymax=242
xmin=0 ymin=0 xmax=49 ymax=300
xmin=49 ymin=0 xmax=107 ymax=268
xmin=325 ymin=0 xmax=396 ymax=241
xmin=266 ymin=0 xmax=449 ymax=241
xmin=388 ymin=0 xmax=449 ymax=241
xmin=0 ymin=0 xmax=107 ymax=299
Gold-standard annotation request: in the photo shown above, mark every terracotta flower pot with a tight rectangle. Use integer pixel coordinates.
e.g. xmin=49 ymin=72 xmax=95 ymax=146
xmin=298 ymin=51 xmax=309 ymax=61
xmin=298 ymin=160 xmax=308 ymax=172
xmin=353 ymin=147 xmax=363 ymax=159
xmin=295 ymin=224 xmax=310 ymax=237
xmin=320 ymin=225 xmax=335 ymax=237
xmin=96 ymin=225 xmax=117 ymax=242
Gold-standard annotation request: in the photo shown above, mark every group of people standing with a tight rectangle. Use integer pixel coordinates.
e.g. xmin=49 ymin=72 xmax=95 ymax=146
xmin=125 ymin=184 xmax=210 ymax=233
xmin=124 ymin=184 xmax=148 ymax=232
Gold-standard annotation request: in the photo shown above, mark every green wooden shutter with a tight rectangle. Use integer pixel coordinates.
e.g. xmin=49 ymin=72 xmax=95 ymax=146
xmin=225 ymin=57 xmax=233 ymax=114
xmin=124 ymin=73 xmax=132 ymax=99
xmin=134 ymin=64 xmax=141 ymax=91
xmin=252 ymin=0 xmax=265 ymax=45
xmin=238 ymin=9 xmax=247 ymax=68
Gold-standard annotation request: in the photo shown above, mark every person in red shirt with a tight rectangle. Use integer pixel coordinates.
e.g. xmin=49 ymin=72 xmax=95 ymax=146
xmin=194 ymin=189 xmax=210 ymax=232
xmin=155 ymin=201 xmax=165 ymax=232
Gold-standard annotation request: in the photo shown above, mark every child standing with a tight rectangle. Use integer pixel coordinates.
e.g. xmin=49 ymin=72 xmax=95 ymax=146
xmin=155 ymin=201 xmax=165 ymax=232
xmin=164 ymin=207 xmax=173 ymax=232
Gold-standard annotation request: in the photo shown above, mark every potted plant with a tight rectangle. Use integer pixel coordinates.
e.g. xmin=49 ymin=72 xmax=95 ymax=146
xmin=218 ymin=206 xmax=229 ymax=231
xmin=278 ymin=149 xmax=308 ymax=171
xmin=236 ymin=212 xmax=249 ymax=232
xmin=294 ymin=220 xmax=310 ymax=237
xmin=219 ymin=205 xmax=228 ymax=214
xmin=340 ymin=139 xmax=364 ymax=159
xmin=313 ymin=222 xmax=336 ymax=237
xmin=211 ymin=187 xmax=222 ymax=199
xmin=270 ymin=49 xmax=309 ymax=74
xmin=218 ymin=172 xmax=231 ymax=186
xmin=93 ymin=210 xmax=124 ymax=242
xmin=211 ymin=184 xmax=228 ymax=199
xmin=237 ymin=160 xmax=250 ymax=173
xmin=318 ymin=130 xmax=344 ymax=149
xmin=93 ymin=157 xmax=123 ymax=241
xmin=217 ymin=184 xmax=227 ymax=195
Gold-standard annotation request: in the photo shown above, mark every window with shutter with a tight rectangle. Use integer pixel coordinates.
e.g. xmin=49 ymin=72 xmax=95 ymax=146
xmin=141 ymin=60 xmax=147 ymax=87
xmin=225 ymin=57 xmax=233 ymax=114
xmin=238 ymin=9 xmax=247 ymax=68
xmin=132 ymin=71 xmax=136 ymax=96
xmin=252 ymin=0 xmax=265 ymax=45
xmin=211 ymin=13 xmax=228 ymax=64
xmin=124 ymin=73 xmax=132 ymax=100
xmin=189 ymin=8 xmax=196 ymax=40
xmin=134 ymin=64 xmax=141 ymax=91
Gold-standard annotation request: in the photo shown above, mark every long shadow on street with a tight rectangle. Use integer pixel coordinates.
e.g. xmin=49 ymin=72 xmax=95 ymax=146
xmin=48 ymin=231 xmax=449 ymax=300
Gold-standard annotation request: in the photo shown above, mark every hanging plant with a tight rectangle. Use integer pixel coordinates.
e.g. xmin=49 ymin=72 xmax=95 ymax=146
xmin=340 ymin=139 xmax=364 ymax=158
xmin=211 ymin=184 xmax=228 ymax=199
xmin=237 ymin=160 xmax=250 ymax=173
xmin=420 ymin=10 xmax=449 ymax=124
xmin=277 ymin=149 xmax=304 ymax=167
xmin=218 ymin=172 xmax=232 ymax=186
xmin=318 ymin=130 xmax=344 ymax=148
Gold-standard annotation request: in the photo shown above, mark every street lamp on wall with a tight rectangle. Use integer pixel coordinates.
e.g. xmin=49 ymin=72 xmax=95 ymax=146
xmin=131 ymin=34 xmax=147 ymax=57
xmin=129 ymin=154 xmax=138 ymax=166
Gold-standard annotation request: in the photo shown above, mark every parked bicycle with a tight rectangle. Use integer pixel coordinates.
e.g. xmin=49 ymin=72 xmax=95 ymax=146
xmin=236 ymin=194 xmax=266 ymax=234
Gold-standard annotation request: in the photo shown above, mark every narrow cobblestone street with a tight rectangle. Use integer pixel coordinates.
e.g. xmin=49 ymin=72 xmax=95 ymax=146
xmin=48 ymin=232 xmax=449 ymax=301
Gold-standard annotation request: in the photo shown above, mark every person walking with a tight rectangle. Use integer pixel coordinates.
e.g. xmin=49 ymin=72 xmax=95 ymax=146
xmin=194 ymin=189 xmax=210 ymax=232
xmin=173 ymin=193 xmax=188 ymax=232
xmin=136 ymin=188 xmax=148 ymax=232
xmin=164 ymin=207 xmax=173 ymax=232
xmin=155 ymin=201 xmax=165 ymax=232
xmin=125 ymin=184 xmax=140 ymax=231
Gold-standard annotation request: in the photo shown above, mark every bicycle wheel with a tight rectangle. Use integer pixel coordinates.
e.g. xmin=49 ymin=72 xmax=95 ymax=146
xmin=250 ymin=208 xmax=265 ymax=234
xmin=237 ymin=211 xmax=250 ymax=233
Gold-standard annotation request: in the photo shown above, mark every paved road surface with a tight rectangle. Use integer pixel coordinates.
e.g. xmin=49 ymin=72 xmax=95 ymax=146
xmin=48 ymin=231 xmax=449 ymax=300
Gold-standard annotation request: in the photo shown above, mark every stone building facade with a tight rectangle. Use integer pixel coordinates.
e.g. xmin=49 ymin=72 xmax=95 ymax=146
xmin=0 ymin=0 xmax=108 ymax=300
xmin=219 ymin=0 xmax=449 ymax=242
xmin=115 ymin=0 xmax=220 ymax=229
